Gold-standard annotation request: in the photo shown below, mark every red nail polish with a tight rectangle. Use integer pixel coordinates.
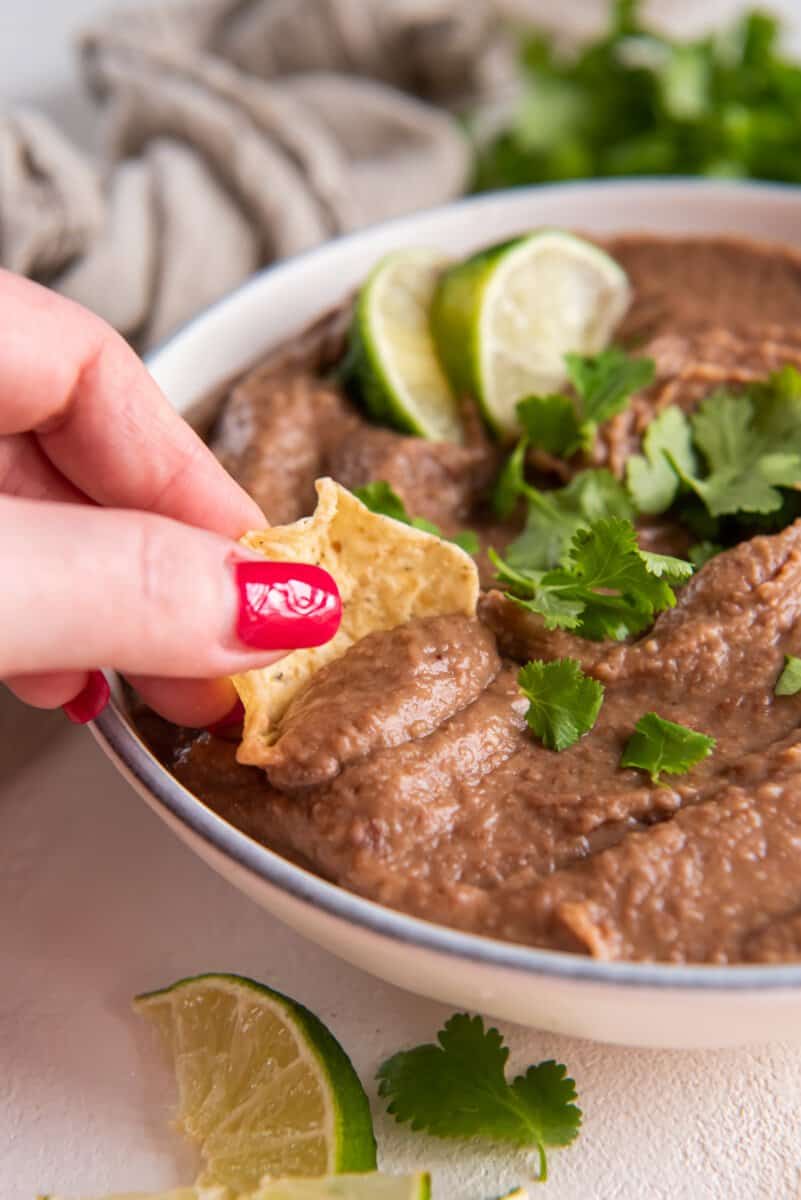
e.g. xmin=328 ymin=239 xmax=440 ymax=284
xmin=63 ymin=670 xmax=110 ymax=724
xmin=234 ymin=561 xmax=341 ymax=650
xmin=207 ymin=697 xmax=245 ymax=737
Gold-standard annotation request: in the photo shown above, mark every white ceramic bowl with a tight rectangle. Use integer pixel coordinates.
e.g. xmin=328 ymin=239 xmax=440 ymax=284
xmin=92 ymin=180 xmax=801 ymax=1049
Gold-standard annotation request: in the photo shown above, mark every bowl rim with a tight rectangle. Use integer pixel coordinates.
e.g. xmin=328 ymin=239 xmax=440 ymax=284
xmin=97 ymin=178 xmax=801 ymax=992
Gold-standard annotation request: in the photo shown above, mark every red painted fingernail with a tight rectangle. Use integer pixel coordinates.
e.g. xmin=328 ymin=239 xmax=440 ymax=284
xmin=233 ymin=561 xmax=341 ymax=651
xmin=207 ymin=697 xmax=245 ymax=737
xmin=63 ymin=670 xmax=110 ymax=724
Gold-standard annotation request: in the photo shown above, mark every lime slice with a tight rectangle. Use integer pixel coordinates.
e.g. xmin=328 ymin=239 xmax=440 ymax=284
xmin=430 ymin=230 xmax=631 ymax=438
xmin=343 ymin=248 xmax=463 ymax=442
xmin=41 ymin=1174 xmax=430 ymax=1200
xmin=134 ymin=974 xmax=376 ymax=1193
xmin=252 ymin=1175 xmax=431 ymax=1199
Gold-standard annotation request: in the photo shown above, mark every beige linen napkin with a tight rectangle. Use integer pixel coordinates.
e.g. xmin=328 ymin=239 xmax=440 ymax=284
xmin=1 ymin=0 xmax=505 ymax=348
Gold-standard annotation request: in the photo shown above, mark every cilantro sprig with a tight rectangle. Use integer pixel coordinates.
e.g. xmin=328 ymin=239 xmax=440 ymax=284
xmin=670 ymin=372 xmax=801 ymax=518
xmin=494 ymin=466 xmax=635 ymax=571
xmin=518 ymin=659 xmax=604 ymax=750
xmin=515 ymin=348 xmax=655 ymax=460
xmin=627 ymin=368 xmax=801 ymax=525
xmin=564 ymin=348 xmax=656 ymax=447
xmin=377 ymin=1013 xmax=581 ymax=1183
xmin=494 ymin=516 xmax=692 ymax=641
xmin=620 ymin=712 xmax=716 ymax=782
xmin=354 ymin=480 xmax=479 ymax=555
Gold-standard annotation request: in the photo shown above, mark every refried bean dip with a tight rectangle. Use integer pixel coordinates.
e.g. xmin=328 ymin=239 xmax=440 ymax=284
xmin=138 ymin=234 xmax=801 ymax=965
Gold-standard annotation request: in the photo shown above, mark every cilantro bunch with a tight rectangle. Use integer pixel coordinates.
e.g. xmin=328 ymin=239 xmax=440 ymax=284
xmin=473 ymin=1 xmax=801 ymax=190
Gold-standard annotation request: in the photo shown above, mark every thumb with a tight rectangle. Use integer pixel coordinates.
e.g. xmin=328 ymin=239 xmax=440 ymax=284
xmin=0 ymin=496 xmax=341 ymax=678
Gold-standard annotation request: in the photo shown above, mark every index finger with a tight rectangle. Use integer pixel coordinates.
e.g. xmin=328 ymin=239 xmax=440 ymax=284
xmin=0 ymin=270 xmax=265 ymax=537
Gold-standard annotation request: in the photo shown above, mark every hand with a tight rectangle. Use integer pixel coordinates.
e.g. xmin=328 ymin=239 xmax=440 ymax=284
xmin=0 ymin=271 xmax=341 ymax=728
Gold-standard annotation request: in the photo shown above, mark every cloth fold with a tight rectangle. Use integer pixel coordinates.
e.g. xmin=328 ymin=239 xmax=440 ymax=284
xmin=1 ymin=0 xmax=507 ymax=348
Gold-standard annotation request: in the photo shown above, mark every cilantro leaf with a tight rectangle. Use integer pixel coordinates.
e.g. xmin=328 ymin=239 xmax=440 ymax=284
xmin=775 ymin=655 xmax=801 ymax=696
xmin=377 ymin=1012 xmax=581 ymax=1183
xmin=354 ymin=480 xmax=408 ymax=522
xmin=517 ymin=393 xmax=582 ymax=457
xmin=565 ymin=348 xmax=655 ymax=433
xmin=637 ymin=549 xmax=694 ymax=585
xmin=626 ymin=406 xmax=696 ymax=515
xmin=510 ymin=1062 xmax=583 ymax=1152
xmin=450 ymin=529 xmax=481 ymax=555
xmin=620 ymin=712 xmax=716 ymax=781
xmin=518 ymin=658 xmax=605 ymax=750
xmin=503 ymin=468 xmax=635 ymax=574
xmin=673 ymin=370 xmax=801 ymax=517
xmin=354 ymin=481 xmax=478 ymax=555
xmin=504 ymin=517 xmax=692 ymax=641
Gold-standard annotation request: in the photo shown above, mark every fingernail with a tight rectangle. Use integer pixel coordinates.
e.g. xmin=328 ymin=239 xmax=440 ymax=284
xmin=207 ymin=697 xmax=245 ymax=737
xmin=63 ymin=670 xmax=110 ymax=724
xmin=233 ymin=561 xmax=341 ymax=651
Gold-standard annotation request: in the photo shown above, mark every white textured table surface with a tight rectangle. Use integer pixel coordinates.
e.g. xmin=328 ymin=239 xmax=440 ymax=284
xmin=3 ymin=692 xmax=801 ymax=1200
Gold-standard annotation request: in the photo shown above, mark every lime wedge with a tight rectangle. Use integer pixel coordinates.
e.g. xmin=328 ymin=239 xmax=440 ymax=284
xmin=134 ymin=974 xmax=376 ymax=1193
xmin=343 ymin=248 xmax=463 ymax=442
xmin=430 ymin=230 xmax=630 ymax=438
xmin=41 ymin=1175 xmax=430 ymax=1200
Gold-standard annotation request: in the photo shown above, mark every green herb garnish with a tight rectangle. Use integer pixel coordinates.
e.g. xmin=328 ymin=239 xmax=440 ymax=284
xmin=565 ymin=348 xmax=655 ymax=443
xmin=775 ymin=655 xmax=801 ymax=696
xmin=621 ymin=712 xmax=716 ymax=782
xmin=492 ymin=435 xmax=531 ymax=519
xmin=669 ymin=370 xmax=801 ymax=518
xmin=377 ymin=1013 xmax=581 ymax=1183
xmin=495 ymin=516 xmax=692 ymax=641
xmin=518 ymin=659 xmax=605 ymax=751
xmin=497 ymin=467 xmax=635 ymax=571
xmin=626 ymin=405 xmax=697 ymax=515
xmin=688 ymin=540 xmax=722 ymax=569
xmin=354 ymin=481 xmax=479 ymax=555
xmin=516 ymin=348 xmax=654 ymax=459
xmin=516 ymin=395 xmax=581 ymax=457
xmin=472 ymin=2 xmax=801 ymax=192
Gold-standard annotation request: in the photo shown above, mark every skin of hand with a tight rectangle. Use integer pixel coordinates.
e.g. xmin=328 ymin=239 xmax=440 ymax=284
xmin=0 ymin=270 xmax=341 ymax=728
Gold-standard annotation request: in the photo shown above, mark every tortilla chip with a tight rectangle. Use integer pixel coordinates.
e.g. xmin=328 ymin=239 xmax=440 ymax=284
xmin=234 ymin=477 xmax=479 ymax=766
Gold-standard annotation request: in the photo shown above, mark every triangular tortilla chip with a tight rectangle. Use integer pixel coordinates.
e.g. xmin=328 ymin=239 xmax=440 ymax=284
xmin=234 ymin=478 xmax=479 ymax=766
